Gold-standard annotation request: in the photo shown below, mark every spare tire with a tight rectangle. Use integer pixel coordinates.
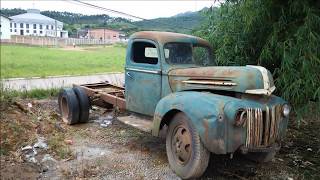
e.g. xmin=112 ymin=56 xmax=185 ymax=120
xmin=72 ymin=87 xmax=90 ymax=123
xmin=58 ymin=88 xmax=80 ymax=125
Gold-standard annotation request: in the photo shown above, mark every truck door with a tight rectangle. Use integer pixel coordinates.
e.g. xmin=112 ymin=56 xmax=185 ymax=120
xmin=125 ymin=39 xmax=161 ymax=116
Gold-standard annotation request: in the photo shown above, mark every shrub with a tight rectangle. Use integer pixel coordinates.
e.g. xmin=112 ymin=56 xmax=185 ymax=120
xmin=194 ymin=0 xmax=320 ymax=118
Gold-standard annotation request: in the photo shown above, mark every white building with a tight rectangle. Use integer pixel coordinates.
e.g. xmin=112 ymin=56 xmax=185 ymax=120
xmin=0 ymin=15 xmax=12 ymax=39
xmin=9 ymin=9 xmax=68 ymax=38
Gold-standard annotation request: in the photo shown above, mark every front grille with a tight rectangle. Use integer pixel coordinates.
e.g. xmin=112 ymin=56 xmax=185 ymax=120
xmin=244 ymin=105 xmax=282 ymax=148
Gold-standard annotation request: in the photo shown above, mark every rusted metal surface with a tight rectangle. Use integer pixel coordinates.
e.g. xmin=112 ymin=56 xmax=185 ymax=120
xmin=117 ymin=115 xmax=153 ymax=132
xmin=74 ymin=83 xmax=126 ymax=110
xmin=130 ymin=31 xmax=211 ymax=47
xmin=72 ymin=31 xmax=289 ymax=157
xmin=167 ymin=66 xmax=266 ymax=95
xmin=243 ymin=105 xmax=283 ymax=148
xmin=153 ymin=91 xmax=288 ymax=154
xmin=172 ymin=124 xmax=192 ymax=165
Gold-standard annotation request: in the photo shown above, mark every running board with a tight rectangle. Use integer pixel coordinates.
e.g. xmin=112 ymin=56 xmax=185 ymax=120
xmin=117 ymin=115 xmax=153 ymax=133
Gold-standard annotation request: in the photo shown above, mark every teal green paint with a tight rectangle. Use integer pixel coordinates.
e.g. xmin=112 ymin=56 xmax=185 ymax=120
xmin=125 ymin=32 xmax=289 ymax=154
xmin=125 ymin=39 xmax=162 ymax=116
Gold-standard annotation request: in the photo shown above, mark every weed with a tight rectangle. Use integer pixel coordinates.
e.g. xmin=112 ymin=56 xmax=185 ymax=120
xmin=47 ymin=133 xmax=73 ymax=159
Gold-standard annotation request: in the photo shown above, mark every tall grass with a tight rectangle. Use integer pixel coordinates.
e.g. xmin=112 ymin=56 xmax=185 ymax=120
xmin=0 ymin=82 xmax=60 ymax=109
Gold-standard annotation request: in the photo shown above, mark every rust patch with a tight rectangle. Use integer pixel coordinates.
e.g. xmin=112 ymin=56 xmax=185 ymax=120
xmin=76 ymin=83 xmax=126 ymax=110
xmin=130 ymin=31 xmax=211 ymax=47
xmin=203 ymin=119 xmax=209 ymax=143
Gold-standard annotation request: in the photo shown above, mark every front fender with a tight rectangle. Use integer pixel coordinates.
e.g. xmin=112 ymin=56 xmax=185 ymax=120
xmin=152 ymin=91 xmax=236 ymax=154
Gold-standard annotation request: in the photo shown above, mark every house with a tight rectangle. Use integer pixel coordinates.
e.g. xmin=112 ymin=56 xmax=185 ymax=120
xmin=87 ymin=28 xmax=119 ymax=41
xmin=0 ymin=15 xmax=11 ymax=39
xmin=119 ymin=32 xmax=128 ymax=42
xmin=76 ymin=29 xmax=89 ymax=38
xmin=9 ymin=9 xmax=68 ymax=38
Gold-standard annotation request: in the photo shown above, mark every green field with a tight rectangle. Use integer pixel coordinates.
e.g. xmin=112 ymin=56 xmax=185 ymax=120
xmin=0 ymin=45 xmax=126 ymax=78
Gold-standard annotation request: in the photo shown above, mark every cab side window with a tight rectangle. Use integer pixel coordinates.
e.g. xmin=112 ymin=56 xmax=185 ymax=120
xmin=132 ymin=41 xmax=158 ymax=65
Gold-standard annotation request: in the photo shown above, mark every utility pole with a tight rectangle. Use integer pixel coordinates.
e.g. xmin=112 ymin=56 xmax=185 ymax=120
xmin=103 ymin=19 xmax=106 ymax=46
xmin=55 ymin=20 xmax=58 ymax=48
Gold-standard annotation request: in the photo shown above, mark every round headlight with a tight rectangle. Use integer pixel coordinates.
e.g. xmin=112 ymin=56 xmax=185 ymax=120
xmin=282 ymin=104 xmax=290 ymax=117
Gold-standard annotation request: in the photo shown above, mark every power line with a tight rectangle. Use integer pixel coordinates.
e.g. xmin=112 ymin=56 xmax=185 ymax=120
xmin=65 ymin=0 xmax=193 ymax=31
xmin=70 ymin=0 xmax=146 ymax=20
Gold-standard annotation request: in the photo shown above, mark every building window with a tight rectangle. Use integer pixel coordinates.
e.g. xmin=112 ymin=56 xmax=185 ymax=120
xmin=40 ymin=31 xmax=43 ymax=34
xmin=40 ymin=25 xmax=42 ymax=29
xmin=14 ymin=29 xmax=17 ymax=32
xmin=51 ymin=25 xmax=54 ymax=30
xmin=26 ymin=24 xmax=29 ymax=28
xmin=10 ymin=29 xmax=12 ymax=32
xmin=26 ymin=30 xmax=29 ymax=33
xmin=20 ymin=23 xmax=23 ymax=28
xmin=10 ymin=23 xmax=12 ymax=28
xmin=113 ymin=35 xmax=116 ymax=38
xmin=33 ymin=30 xmax=36 ymax=33
xmin=33 ymin=24 xmax=36 ymax=29
xmin=14 ymin=23 xmax=16 ymax=28
xmin=46 ymin=25 xmax=49 ymax=29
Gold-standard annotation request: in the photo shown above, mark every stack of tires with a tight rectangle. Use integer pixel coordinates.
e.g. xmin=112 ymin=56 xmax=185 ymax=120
xmin=58 ymin=87 xmax=90 ymax=125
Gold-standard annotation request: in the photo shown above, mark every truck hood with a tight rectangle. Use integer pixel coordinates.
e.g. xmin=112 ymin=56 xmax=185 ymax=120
xmin=168 ymin=65 xmax=276 ymax=95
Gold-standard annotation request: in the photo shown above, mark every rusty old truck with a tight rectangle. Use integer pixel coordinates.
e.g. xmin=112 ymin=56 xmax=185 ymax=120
xmin=58 ymin=31 xmax=290 ymax=179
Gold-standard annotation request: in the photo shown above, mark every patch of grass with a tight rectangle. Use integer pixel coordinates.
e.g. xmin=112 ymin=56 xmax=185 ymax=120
xmin=47 ymin=133 xmax=73 ymax=159
xmin=16 ymin=88 xmax=60 ymax=99
xmin=0 ymin=44 xmax=125 ymax=78
xmin=1 ymin=86 xmax=59 ymax=105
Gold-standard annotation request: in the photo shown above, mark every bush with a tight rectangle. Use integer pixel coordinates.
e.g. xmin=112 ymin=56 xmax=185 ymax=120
xmin=194 ymin=0 xmax=320 ymax=118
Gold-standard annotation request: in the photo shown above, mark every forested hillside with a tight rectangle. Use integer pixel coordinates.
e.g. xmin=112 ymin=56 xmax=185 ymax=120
xmin=194 ymin=0 xmax=320 ymax=117
xmin=0 ymin=8 xmax=205 ymax=35
xmin=134 ymin=11 xmax=204 ymax=34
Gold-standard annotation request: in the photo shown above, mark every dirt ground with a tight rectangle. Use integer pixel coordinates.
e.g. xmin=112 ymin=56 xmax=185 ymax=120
xmin=0 ymin=99 xmax=319 ymax=180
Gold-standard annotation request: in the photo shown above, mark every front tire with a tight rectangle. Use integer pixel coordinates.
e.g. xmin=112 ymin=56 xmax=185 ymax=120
xmin=166 ymin=112 xmax=210 ymax=179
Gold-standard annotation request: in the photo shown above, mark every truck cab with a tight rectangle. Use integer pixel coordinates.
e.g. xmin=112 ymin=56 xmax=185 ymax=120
xmin=59 ymin=31 xmax=290 ymax=179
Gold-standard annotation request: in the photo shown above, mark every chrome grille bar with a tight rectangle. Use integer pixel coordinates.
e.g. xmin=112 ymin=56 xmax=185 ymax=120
xmin=244 ymin=106 xmax=281 ymax=148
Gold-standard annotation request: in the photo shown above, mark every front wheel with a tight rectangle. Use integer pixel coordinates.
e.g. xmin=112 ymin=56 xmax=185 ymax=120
xmin=166 ymin=112 xmax=210 ymax=179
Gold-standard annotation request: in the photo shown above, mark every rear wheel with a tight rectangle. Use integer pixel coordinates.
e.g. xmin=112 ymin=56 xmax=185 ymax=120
xmin=58 ymin=88 xmax=80 ymax=125
xmin=72 ymin=87 xmax=90 ymax=123
xmin=166 ymin=112 xmax=210 ymax=179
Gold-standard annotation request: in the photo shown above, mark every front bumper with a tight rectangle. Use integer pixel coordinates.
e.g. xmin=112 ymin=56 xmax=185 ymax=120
xmin=239 ymin=143 xmax=280 ymax=154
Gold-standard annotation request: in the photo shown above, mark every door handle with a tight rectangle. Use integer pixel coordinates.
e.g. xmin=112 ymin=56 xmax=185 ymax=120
xmin=126 ymin=72 xmax=134 ymax=79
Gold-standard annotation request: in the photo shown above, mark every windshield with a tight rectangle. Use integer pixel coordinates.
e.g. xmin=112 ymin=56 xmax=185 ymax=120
xmin=164 ymin=42 xmax=215 ymax=66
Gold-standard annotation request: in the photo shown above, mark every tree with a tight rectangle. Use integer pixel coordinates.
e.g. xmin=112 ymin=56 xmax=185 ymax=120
xmin=194 ymin=0 xmax=320 ymax=117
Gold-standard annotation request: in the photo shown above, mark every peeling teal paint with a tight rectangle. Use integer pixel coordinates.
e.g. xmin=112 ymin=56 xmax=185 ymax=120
xmin=125 ymin=31 xmax=289 ymax=154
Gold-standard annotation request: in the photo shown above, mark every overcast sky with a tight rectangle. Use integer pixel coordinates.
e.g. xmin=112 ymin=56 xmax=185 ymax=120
xmin=1 ymin=1 xmax=219 ymax=20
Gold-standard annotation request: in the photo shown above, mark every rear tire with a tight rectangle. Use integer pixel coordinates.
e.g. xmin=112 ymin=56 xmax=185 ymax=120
xmin=72 ymin=87 xmax=90 ymax=123
xmin=58 ymin=88 xmax=80 ymax=125
xmin=166 ymin=112 xmax=210 ymax=179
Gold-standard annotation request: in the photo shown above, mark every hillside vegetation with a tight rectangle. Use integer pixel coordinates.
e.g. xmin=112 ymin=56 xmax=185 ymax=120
xmin=1 ymin=8 xmax=205 ymax=36
xmin=194 ymin=0 xmax=320 ymax=117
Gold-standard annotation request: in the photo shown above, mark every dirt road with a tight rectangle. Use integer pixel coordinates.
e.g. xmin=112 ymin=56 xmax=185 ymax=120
xmin=1 ymin=99 xmax=319 ymax=179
